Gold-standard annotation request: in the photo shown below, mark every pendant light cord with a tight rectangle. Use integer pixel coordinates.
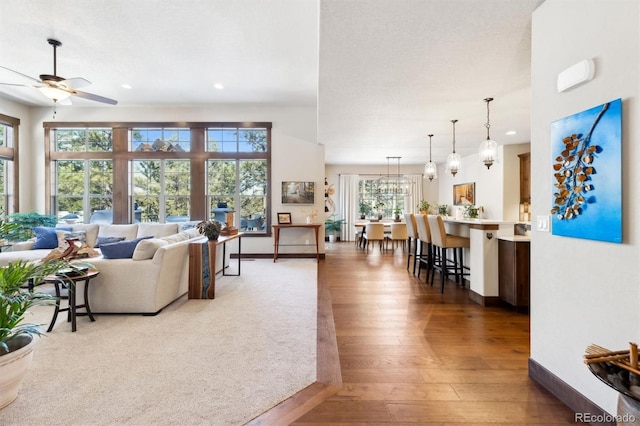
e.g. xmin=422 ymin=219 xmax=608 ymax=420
xmin=484 ymin=97 xmax=493 ymax=140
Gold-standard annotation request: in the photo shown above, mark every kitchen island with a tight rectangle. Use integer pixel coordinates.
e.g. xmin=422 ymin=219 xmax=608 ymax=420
xmin=442 ymin=217 xmax=517 ymax=306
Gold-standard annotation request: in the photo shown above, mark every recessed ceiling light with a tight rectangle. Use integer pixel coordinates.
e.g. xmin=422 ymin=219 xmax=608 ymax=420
xmin=214 ymin=83 xmax=224 ymax=90
xmin=121 ymin=84 xmax=132 ymax=89
xmin=506 ymin=130 xmax=517 ymax=136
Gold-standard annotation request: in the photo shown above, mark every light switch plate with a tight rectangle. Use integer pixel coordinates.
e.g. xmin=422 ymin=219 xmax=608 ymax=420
xmin=536 ymin=215 xmax=550 ymax=232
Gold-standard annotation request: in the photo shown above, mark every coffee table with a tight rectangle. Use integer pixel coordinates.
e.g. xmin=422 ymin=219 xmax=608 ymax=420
xmin=44 ymin=269 xmax=99 ymax=332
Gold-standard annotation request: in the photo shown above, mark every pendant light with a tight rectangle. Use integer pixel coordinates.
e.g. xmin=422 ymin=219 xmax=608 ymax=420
xmin=479 ymin=97 xmax=498 ymax=169
xmin=379 ymin=156 xmax=410 ymax=197
xmin=446 ymin=120 xmax=461 ymax=176
xmin=424 ymin=133 xmax=437 ymax=181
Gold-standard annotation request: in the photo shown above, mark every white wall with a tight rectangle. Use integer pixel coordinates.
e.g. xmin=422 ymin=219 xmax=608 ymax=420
xmin=531 ymin=0 xmax=639 ymax=414
xmin=0 ymin=100 xmax=323 ymax=254
xmin=435 ymin=143 xmax=529 ymax=220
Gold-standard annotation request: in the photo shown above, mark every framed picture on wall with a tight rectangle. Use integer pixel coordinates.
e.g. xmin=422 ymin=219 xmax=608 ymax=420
xmin=277 ymin=212 xmax=292 ymax=224
xmin=282 ymin=181 xmax=315 ymax=204
xmin=453 ymin=182 xmax=475 ymax=205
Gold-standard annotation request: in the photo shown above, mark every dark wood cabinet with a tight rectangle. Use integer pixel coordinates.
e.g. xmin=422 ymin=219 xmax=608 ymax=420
xmin=498 ymin=239 xmax=530 ymax=308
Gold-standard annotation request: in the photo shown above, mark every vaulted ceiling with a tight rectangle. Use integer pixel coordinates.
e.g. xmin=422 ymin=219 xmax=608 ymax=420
xmin=0 ymin=0 xmax=543 ymax=166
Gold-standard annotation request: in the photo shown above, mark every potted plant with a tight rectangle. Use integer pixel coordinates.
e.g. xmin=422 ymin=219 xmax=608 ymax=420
xmin=196 ymin=220 xmax=223 ymax=240
xmin=324 ymin=215 xmax=346 ymax=243
xmin=463 ymin=204 xmax=480 ymax=219
xmin=358 ymin=201 xmax=371 ymax=220
xmin=418 ymin=200 xmax=430 ymax=214
xmin=393 ymin=207 xmax=402 ymax=222
xmin=0 ymin=258 xmax=73 ymax=409
xmin=438 ymin=204 xmax=449 ymax=216
xmin=374 ymin=201 xmax=385 ymax=220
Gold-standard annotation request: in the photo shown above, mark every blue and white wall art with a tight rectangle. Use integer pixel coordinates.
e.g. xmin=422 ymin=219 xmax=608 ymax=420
xmin=550 ymin=98 xmax=622 ymax=243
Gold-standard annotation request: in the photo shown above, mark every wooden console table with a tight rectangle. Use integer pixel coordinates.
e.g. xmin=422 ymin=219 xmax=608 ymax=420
xmin=272 ymin=224 xmax=321 ymax=262
xmin=188 ymin=232 xmax=243 ymax=299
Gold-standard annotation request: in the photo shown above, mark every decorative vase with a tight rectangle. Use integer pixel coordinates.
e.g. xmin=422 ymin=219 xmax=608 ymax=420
xmin=0 ymin=335 xmax=36 ymax=409
xmin=208 ymin=235 xmax=219 ymax=241
xmin=328 ymin=234 xmax=336 ymax=243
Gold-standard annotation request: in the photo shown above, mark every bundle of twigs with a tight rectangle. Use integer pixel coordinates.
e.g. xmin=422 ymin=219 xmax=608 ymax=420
xmin=584 ymin=342 xmax=640 ymax=376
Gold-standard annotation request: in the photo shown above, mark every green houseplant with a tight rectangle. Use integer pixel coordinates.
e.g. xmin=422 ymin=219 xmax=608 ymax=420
xmin=0 ymin=258 xmax=73 ymax=408
xmin=418 ymin=200 xmax=430 ymax=214
xmin=6 ymin=212 xmax=57 ymax=242
xmin=196 ymin=220 xmax=223 ymax=240
xmin=358 ymin=201 xmax=371 ymax=219
xmin=324 ymin=215 xmax=346 ymax=242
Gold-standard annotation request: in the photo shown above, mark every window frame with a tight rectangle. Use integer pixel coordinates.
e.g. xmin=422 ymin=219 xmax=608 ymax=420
xmin=44 ymin=121 xmax=272 ymax=236
xmin=0 ymin=114 xmax=20 ymax=217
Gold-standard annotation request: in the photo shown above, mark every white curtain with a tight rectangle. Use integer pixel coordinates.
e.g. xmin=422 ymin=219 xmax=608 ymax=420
xmin=405 ymin=174 xmax=423 ymax=214
xmin=339 ymin=174 xmax=360 ymax=241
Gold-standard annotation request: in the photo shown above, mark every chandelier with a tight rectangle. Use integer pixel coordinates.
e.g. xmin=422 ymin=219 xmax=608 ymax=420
xmin=378 ymin=156 xmax=411 ymax=197
xmin=424 ymin=133 xmax=437 ymax=181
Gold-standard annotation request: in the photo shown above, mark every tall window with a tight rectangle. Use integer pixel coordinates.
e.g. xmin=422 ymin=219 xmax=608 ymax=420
xmin=50 ymin=128 xmax=113 ymax=223
xmin=46 ymin=122 xmax=272 ymax=234
xmin=131 ymin=159 xmax=190 ymax=222
xmin=206 ymin=127 xmax=268 ymax=234
xmin=0 ymin=115 xmax=18 ymax=218
xmin=358 ymin=177 xmax=405 ymax=219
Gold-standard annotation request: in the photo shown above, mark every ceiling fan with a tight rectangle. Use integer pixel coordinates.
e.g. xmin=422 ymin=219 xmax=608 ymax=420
xmin=0 ymin=38 xmax=118 ymax=105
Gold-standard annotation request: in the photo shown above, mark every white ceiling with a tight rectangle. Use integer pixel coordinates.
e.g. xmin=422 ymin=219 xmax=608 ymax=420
xmin=0 ymin=0 xmax=543 ymax=166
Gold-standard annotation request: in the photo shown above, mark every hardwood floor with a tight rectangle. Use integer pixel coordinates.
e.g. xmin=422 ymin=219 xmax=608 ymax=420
xmin=291 ymin=242 xmax=575 ymax=425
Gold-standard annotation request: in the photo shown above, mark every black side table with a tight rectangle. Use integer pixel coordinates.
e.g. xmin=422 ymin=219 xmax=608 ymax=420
xmin=44 ymin=269 xmax=99 ymax=332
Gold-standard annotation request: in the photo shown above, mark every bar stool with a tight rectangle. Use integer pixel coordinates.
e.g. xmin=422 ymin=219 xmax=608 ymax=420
xmin=363 ymin=223 xmax=386 ymax=252
xmin=427 ymin=215 xmax=470 ymax=293
xmin=414 ymin=214 xmax=434 ymax=282
xmin=404 ymin=214 xmax=419 ymax=274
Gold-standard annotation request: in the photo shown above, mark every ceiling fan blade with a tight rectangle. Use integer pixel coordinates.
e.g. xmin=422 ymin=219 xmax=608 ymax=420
xmin=0 ymin=82 xmax=40 ymax=88
xmin=0 ymin=65 xmax=42 ymax=84
xmin=73 ymin=89 xmax=118 ymax=105
xmin=60 ymin=77 xmax=91 ymax=90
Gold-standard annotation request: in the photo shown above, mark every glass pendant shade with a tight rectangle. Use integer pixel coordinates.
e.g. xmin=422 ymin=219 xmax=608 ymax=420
xmin=480 ymin=97 xmax=498 ymax=169
xmin=424 ymin=133 xmax=437 ymax=181
xmin=378 ymin=157 xmax=410 ymax=197
xmin=424 ymin=161 xmax=438 ymax=181
xmin=446 ymin=152 xmax=461 ymax=176
xmin=447 ymin=119 xmax=460 ymax=176
xmin=479 ymin=137 xmax=498 ymax=169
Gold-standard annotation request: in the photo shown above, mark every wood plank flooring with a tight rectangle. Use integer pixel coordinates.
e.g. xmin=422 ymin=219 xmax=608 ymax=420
xmin=291 ymin=242 xmax=575 ymax=425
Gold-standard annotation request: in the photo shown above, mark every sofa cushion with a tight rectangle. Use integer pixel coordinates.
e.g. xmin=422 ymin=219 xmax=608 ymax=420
xmin=98 ymin=224 xmax=138 ymax=241
xmin=71 ymin=224 xmax=100 ymax=248
xmin=32 ymin=226 xmax=73 ymax=249
xmin=132 ymin=238 xmax=169 ymax=261
xmin=95 ymin=236 xmax=126 ymax=247
xmin=136 ymin=223 xmax=179 ymax=238
xmin=100 ymin=236 xmax=153 ymax=259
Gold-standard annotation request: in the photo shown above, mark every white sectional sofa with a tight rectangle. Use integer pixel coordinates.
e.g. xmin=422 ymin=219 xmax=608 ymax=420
xmin=0 ymin=222 xmax=218 ymax=315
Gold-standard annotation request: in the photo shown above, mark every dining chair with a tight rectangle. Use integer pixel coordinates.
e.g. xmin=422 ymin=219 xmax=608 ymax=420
xmin=427 ymin=215 xmax=470 ymax=293
xmin=386 ymin=222 xmax=408 ymax=251
xmin=363 ymin=223 xmax=386 ymax=252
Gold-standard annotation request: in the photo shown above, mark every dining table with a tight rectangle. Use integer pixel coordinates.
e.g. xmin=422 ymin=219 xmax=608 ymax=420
xmin=354 ymin=220 xmax=403 ymax=249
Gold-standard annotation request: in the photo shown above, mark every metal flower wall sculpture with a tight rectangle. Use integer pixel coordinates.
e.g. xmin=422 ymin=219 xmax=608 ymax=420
xmin=550 ymin=102 xmax=608 ymax=220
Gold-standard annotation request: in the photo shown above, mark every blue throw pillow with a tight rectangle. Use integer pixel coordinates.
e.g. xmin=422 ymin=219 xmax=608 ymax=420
xmin=99 ymin=236 xmax=153 ymax=259
xmin=94 ymin=236 xmax=126 ymax=248
xmin=32 ymin=226 xmax=73 ymax=250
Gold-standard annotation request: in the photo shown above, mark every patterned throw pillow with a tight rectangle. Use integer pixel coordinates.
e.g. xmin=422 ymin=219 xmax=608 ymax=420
xmin=56 ymin=230 xmax=87 ymax=252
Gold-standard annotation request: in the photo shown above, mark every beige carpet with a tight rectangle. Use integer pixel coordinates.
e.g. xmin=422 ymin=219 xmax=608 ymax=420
xmin=2 ymin=259 xmax=317 ymax=425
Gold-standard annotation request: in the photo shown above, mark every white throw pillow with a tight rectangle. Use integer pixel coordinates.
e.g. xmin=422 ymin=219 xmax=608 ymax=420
xmin=136 ymin=222 xmax=179 ymax=238
xmin=132 ymin=238 xmax=169 ymax=261
xmin=98 ymin=224 xmax=139 ymax=240
xmin=71 ymin=224 xmax=100 ymax=248
xmin=56 ymin=230 xmax=87 ymax=251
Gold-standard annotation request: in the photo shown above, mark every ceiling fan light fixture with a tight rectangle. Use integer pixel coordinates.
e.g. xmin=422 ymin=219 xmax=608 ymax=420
xmin=38 ymin=85 xmax=72 ymax=102
xmin=480 ymin=97 xmax=498 ymax=169
xmin=424 ymin=133 xmax=437 ymax=181
xmin=446 ymin=119 xmax=461 ymax=177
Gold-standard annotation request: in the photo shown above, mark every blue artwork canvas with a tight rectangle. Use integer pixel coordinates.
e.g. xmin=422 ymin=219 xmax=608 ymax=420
xmin=551 ymin=98 xmax=622 ymax=243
